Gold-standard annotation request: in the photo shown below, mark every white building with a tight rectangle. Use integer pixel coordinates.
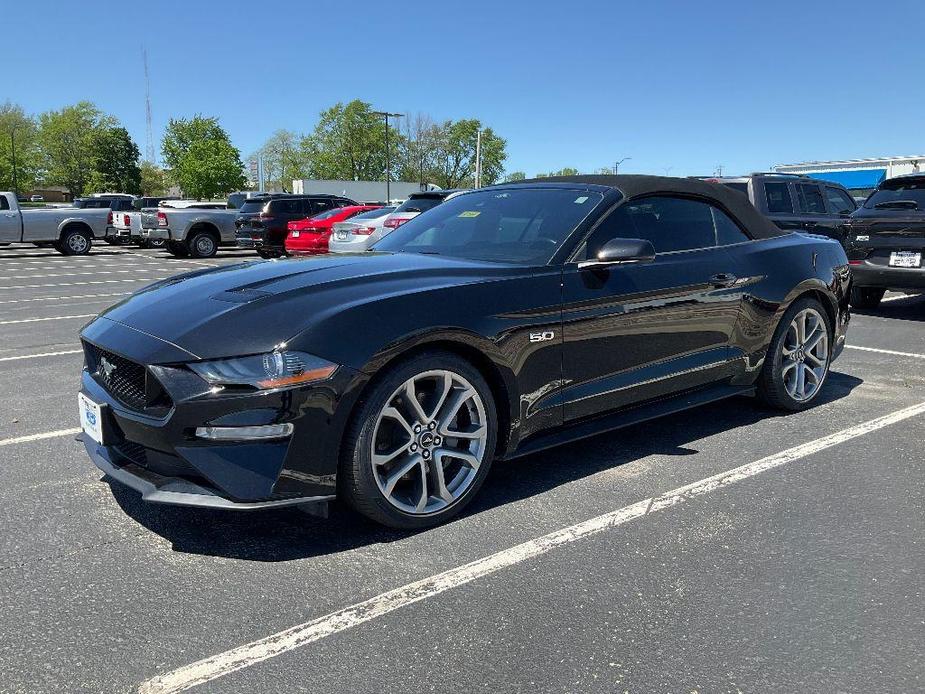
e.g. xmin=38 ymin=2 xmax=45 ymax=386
xmin=774 ymin=155 xmax=925 ymax=198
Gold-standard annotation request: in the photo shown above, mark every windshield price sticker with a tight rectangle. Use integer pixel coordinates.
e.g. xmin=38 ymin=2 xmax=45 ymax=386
xmin=458 ymin=211 xmax=481 ymax=218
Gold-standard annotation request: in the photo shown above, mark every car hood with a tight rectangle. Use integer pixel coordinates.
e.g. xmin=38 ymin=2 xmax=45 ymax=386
xmin=92 ymin=253 xmax=529 ymax=362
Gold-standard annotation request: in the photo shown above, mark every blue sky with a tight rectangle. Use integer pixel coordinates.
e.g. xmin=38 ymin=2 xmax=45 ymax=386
xmin=4 ymin=0 xmax=924 ymax=178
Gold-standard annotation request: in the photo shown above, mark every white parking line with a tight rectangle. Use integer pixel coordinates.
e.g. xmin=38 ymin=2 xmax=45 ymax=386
xmin=0 ymin=349 xmax=82 ymax=362
xmin=137 ymin=400 xmax=925 ymax=694
xmin=0 ymin=314 xmax=95 ymax=326
xmin=0 ymin=292 xmax=128 ymax=305
xmin=845 ymin=344 xmax=925 ymax=360
xmin=0 ymin=278 xmax=166 ymax=290
xmin=0 ymin=428 xmax=81 ymax=448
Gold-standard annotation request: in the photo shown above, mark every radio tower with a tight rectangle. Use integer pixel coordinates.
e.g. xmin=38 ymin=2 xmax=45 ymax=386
xmin=143 ymin=48 xmax=156 ymax=163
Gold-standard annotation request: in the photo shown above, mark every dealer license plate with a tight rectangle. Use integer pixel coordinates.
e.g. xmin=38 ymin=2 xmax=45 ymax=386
xmin=290 ymin=231 xmax=300 ymax=238
xmin=78 ymin=393 xmax=105 ymax=445
xmin=889 ymin=251 xmax=922 ymax=268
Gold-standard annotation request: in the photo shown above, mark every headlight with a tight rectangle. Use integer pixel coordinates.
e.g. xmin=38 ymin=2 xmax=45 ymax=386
xmin=189 ymin=351 xmax=338 ymax=390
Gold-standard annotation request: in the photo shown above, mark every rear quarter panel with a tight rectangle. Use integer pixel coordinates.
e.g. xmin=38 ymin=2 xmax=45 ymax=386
xmin=727 ymin=233 xmax=849 ymax=380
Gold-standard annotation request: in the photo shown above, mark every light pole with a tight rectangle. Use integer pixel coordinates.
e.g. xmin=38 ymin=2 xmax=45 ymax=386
xmin=374 ymin=111 xmax=403 ymax=203
xmin=613 ymin=157 xmax=631 ymax=174
xmin=662 ymin=166 xmax=673 ymax=176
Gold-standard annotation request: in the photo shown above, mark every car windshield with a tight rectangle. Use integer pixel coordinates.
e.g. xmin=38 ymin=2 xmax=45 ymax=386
xmin=239 ymin=199 xmax=268 ymax=214
xmin=864 ymin=180 xmax=925 ymax=210
xmin=373 ymin=188 xmax=605 ymax=265
xmin=351 ymin=207 xmax=393 ymax=220
xmin=394 ymin=196 xmax=443 ymax=214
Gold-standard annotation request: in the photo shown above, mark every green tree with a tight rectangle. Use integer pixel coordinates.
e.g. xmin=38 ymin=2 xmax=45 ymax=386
xmin=87 ymin=126 xmax=141 ymax=194
xmin=253 ymin=129 xmax=306 ymax=191
xmin=37 ymin=102 xmax=114 ymax=197
xmin=0 ymin=102 xmax=41 ymax=194
xmin=503 ymin=171 xmax=526 ymax=182
xmin=536 ymin=167 xmax=580 ymax=178
xmin=395 ymin=113 xmax=441 ymax=186
xmin=302 ymin=100 xmax=398 ymax=180
xmin=139 ymin=161 xmax=169 ymax=196
xmin=430 ymin=119 xmax=506 ymax=188
xmin=162 ymin=116 xmax=244 ymax=198
xmin=174 ymin=139 xmax=245 ymax=200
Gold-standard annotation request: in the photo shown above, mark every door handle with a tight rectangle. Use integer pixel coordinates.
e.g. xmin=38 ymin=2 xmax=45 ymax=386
xmin=710 ymin=273 xmax=737 ymax=288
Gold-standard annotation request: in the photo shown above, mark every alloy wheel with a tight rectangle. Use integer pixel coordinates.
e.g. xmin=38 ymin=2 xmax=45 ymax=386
xmin=370 ymin=370 xmax=488 ymax=515
xmin=781 ymin=308 xmax=829 ymax=402
xmin=68 ymin=233 xmax=89 ymax=254
xmin=194 ymin=235 xmax=216 ymax=256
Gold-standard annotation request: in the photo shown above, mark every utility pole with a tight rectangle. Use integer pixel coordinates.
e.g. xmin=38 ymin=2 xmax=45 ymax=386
xmin=662 ymin=166 xmax=673 ymax=176
xmin=10 ymin=126 xmax=18 ymax=196
xmin=475 ymin=128 xmax=482 ymax=188
xmin=374 ymin=111 xmax=403 ymax=203
xmin=613 ymin=157 xmax=632 ymax=174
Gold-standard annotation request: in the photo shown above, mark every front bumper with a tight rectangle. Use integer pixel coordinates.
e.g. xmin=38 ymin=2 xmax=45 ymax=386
xmin=79 ymin=318 xmax=363 ymax=509
xmin=851 ymin=262 xmax=925 ymax=290
xmin=83 ymin=435 xmax=334 ymax=511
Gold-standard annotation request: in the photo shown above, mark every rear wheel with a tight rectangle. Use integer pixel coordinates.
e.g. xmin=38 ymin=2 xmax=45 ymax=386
xmin=340 ymin=352 xmax=497 ymax=529
xmin=757 ymin=297 xmax=832 ymax=411
xmin=165 ymin=241 xmax=189 ymax=257
xmin=58 ymin=227 xmax=92 ymax=256
xmin=849 ymin=286 xmax=885 ymax=309
xmin=187 ymin=230 xmax=218 ymax=258
xmin=256 ymin=249 xmax=276 ymax=259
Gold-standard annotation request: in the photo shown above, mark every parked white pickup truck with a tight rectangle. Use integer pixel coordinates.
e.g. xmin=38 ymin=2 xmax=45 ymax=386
xmin=140 ymin=202 xmax=238 ymax=257
xmin=0 ymin=192 xmax=110 ymax=255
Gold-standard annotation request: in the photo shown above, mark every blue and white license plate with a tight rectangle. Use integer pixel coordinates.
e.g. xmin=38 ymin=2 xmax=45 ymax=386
xmin=78 ymin=393 xmax=104 ymax=445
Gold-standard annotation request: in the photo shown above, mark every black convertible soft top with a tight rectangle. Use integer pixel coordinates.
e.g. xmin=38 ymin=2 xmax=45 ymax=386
xmin=512 ymin=174 xmax=789 ymax=240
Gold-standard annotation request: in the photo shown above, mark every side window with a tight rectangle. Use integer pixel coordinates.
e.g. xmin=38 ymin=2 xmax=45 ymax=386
xmin=335 ymin=198 xmax=352 ymax=208
xmin=0 ymin=196 xmax=9 ymax=211
xmin=712 ymin=207 xmax=750 ymax=246
xmin=584 ymin=196 xmax=741 ymax=257
xmin=312 ymin=198 xmax=334 ymax=214
xmin=764 ymin=182 xmax=793 ymax=214
xmin=824 ymin=187 xmax=856 ymax=215
xmin=795 ymin=184 xmax=826 ymax=214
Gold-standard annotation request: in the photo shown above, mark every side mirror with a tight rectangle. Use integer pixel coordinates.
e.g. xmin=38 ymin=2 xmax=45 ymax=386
xmin=579 ymin=238 xmax=656 ymax=269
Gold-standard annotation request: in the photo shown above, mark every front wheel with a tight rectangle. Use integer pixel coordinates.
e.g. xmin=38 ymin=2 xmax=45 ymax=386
xmin=757 ymin=297 xmax=833 ymax=411
xmin=849 ymin=286 xmax=885 ymax=309
xmin=340 ymin=352 xmax=497 ymax=529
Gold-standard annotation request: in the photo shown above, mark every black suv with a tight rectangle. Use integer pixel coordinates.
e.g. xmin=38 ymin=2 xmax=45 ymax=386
xmin=843 ymin=174 xmax=925 ymax=307
xmin=235 ymin=194 xmax=358 ymax=258
xmin=700 ymin=173 xmax=858 ymax=242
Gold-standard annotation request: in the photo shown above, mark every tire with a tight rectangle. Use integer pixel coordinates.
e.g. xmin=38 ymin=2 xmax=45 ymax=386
xmin=256 ymin=249 xmax=276 ymax=259
xmin=849 ymin=286 xmax=885 ymax=309
xmin=757 ymin=297 xmax=833 ymax=412
xmin=340 ymin=351 xmax=498 ymax=529
xmin=187 ymin=230 xmax=218 ymax=258
xmin=58 ymin=227 xmax=92 ymax=256
xmin=165 ymin=241 xmax=190 ymax=257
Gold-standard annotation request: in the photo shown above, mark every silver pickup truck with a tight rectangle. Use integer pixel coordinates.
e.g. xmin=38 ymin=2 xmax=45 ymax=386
xmin=0 ymin=192 xmax=110 ymax=255
xmin=140 ymin=202 xmax=238 ymax=258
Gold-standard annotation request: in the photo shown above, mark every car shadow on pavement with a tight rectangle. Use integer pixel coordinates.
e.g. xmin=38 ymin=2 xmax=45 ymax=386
xmin=107 ymin=370 xmax=863 ymax=562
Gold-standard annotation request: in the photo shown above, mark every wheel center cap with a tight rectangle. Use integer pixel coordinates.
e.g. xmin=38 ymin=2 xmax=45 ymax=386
xmin=796 ymin=348 xmax=805 ymax=362
xmin=419 ymin=432 xmax=435 ymax=448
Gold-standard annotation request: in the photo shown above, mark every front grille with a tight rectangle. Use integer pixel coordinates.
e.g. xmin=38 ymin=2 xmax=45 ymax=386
xmin=83 ymin=342 xmax=172 ymax=413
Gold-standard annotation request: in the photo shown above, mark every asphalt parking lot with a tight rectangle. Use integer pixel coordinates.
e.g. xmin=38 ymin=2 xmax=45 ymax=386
xmin=0 ymin=244 xmax=922 ymax=694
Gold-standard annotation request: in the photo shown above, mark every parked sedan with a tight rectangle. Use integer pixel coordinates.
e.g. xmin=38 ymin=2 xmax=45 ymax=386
xmin=78 ymin=175 xmax=849 ymax=530
xmin=285 ymin=205 xmax=382 ymax=256
xmin=328 ymin=206 xmax=396 ymax=253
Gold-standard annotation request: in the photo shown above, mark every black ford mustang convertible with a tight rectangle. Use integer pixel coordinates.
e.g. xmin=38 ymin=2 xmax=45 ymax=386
xmin=78 ymin=176 xmax=850 ymax=528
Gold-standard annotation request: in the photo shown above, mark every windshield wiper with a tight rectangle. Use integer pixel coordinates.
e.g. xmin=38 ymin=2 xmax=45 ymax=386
xmin=417 ymin=250 xmax=441 ymax=255
xmin=874 ymin=200 xmax=919 ymax=210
